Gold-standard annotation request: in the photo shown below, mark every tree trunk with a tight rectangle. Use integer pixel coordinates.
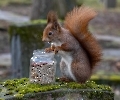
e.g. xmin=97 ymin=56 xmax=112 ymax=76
xmin=30 ymin=0 xmax=53 ymax=20
xmin=30 ymin=0 xmax=79 ymax=20
xmin=104 ymin=0 xmax=116 ymax=8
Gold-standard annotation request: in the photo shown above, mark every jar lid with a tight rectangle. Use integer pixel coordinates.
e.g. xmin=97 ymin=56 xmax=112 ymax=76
xmin=32 ymin=49 xmax=55 ymax=58
xmin=31 ymin=49 xmax=55 ymax=63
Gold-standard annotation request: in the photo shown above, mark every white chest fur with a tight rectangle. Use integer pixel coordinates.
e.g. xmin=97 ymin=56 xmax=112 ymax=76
xmin=51 ymin=42 xmax=76 ymax=81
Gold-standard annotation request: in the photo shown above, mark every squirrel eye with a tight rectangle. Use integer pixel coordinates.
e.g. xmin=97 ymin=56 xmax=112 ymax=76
xmin=48 ymin=31 xmax=53 ymax=35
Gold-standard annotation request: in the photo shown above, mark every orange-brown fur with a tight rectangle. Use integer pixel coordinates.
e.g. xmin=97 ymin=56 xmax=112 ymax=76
xmin=42 ymin=6 xmax=102 ymax=83
xmin=64 ymin=6 xmax=102 ymax=68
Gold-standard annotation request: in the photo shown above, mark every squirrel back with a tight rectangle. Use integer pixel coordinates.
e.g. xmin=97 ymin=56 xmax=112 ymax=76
xmin=64 ymin=6 xmax=102 ymax=68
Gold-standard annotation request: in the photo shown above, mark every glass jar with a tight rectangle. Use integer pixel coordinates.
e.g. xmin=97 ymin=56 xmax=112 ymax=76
xmin=29 ymin=50 xmax=56 ymax=84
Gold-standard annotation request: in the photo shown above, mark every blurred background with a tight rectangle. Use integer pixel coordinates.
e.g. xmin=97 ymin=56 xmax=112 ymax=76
xmin=0 ymin=0 xmax=120 ymax=99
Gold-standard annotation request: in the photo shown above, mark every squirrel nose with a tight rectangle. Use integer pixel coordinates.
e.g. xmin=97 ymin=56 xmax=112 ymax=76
xmin=42 ymin=37 xmax=49 ymax=42
xmin=42 ymin=38 xmax=46 ymax=42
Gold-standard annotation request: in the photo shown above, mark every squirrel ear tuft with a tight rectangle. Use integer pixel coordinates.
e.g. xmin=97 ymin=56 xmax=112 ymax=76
xmin=47 ymin=11 xmax=61 ymax=31
xmin=47 ymin=11 xmax=58 ymax=24
xmin=52 ymin=21 xmax=61 ymax=31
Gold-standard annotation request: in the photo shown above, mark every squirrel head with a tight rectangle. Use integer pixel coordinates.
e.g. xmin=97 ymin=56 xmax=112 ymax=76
xmin=42 ymin=11 xmax=61 ymax=43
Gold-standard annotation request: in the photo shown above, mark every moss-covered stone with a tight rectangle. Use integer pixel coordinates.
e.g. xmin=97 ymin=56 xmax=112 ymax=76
xmin=91 ymin=73 xmax=120 ymax=85
xmin=0 ymin=98 xmax=4 ymax=100
xmin=9 ymin=20 xmax=48 ymax=78
xmin=9 ymin=19 xmax=64 ymax=78
xmin=0 ymin=78 xmax=114 ymax=100
xmin=9 ymin=20 xmax=46 ymax=45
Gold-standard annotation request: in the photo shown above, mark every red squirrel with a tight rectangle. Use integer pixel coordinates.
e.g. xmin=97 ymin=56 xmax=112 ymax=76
xmin=42 ymin=6 xmax=102 ymax=83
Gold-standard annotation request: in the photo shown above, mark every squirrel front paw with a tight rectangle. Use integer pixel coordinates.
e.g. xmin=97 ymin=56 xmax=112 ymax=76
xmin=45 ymin=46 xmax=61 ymax=54
xmin=54 ymin=46 xmax=61 ymax=54
xmin=45 ymin=47 xmax=54 ymax=53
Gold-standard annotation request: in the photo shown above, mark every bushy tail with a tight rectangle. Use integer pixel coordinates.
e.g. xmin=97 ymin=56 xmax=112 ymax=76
xmin=64 ymin=6 xmax=102 ymax=68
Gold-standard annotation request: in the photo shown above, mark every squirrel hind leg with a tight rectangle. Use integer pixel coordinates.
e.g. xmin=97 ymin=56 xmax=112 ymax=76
xmin=71 ymin=62 xmax=91 ymax=83
xmin=59 ymin=77 xmax=74 ymax=82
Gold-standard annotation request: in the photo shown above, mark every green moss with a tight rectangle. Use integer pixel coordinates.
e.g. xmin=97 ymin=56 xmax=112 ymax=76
xmin=0 ymin=82 xmax=3 ymax=85
xmin=91 ymin=74 xmax=120 ymax=81
xmin=0 ymin=78 xmax=113 ymax=99
xmin=91 ymin=73 xmax=120 ymax=85
xmin=0 ymin=98 xmax=4 ymax=100
xmin=2 ymin=78 xmax=112 ymax=92
xmin=4 ymin=91 xmax=14 ymax=96
xmin=8 ymin=19 xmax=47 ymax=49
xmin=14 ymin=93 xmax=24 ymax=99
